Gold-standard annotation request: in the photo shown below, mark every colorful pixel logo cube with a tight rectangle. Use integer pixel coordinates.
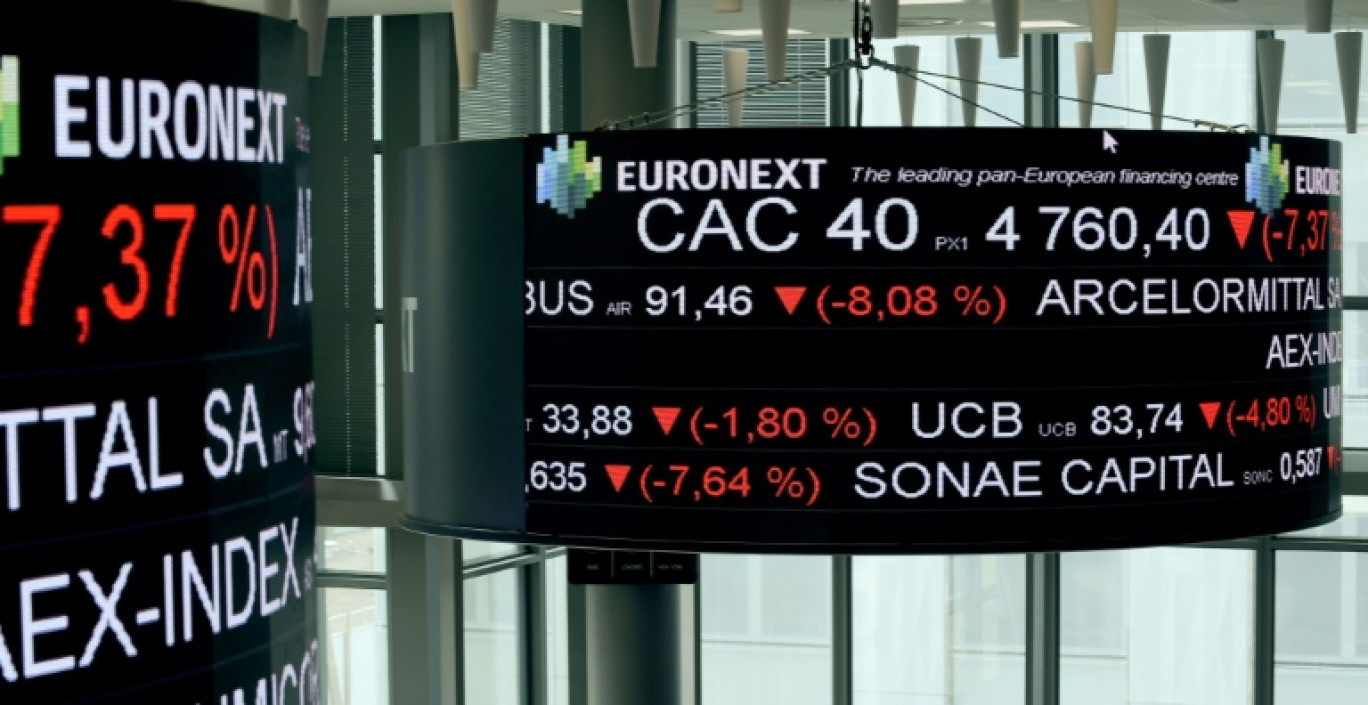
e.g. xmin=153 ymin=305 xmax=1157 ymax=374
xmin=1245 ymin=136 xmax=1289 ymax=216
xmin=0 ymin=56 xmax=16 ymax=177
xmin=535 ymin=135 xmax=603 ymax=218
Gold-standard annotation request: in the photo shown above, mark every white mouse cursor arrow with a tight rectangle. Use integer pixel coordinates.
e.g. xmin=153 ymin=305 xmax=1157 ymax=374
xmin=1102 ymin=131 xmax=1119 ymax=153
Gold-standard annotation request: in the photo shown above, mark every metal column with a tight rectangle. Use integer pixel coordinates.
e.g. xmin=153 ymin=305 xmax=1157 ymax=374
xmin=1025 ymin=552 xmax=1061 ymax=705
xmin=576 ymin=1 xmax=688 ymax=700
xmin=586 ymin=584 xmax=685 ymax=705
xmin=381 ymin=14 xmax=464 ymax=705
xmin=1024 ymin=34 xmax=1060 ymax=128
xmin=832 ymin=556 xmax=853 ymax=705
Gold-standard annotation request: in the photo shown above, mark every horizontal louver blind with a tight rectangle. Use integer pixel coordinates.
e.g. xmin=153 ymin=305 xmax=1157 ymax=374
xmin=695 ymin=39 xmax=829 ymax=127
xmin=310 ymin=17 xmax=376 ymax=475
xmin=461 ymin=19 xmax=542 ymax=139
xmin=547 ymin=24 xmax=569 ymax=133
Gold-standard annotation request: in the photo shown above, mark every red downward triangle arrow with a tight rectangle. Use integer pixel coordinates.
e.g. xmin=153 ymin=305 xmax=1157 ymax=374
xmin=1227 ymin=210 xmax=1256 ymax=250
xmin=652 ymin=407 xmax=681 ymax=435
xmin=1199 ymin=402 xmax=1222 ymax=430
xmin=605 ymin=464 xmax=632 ymax=493
xmin=774 ymin=286 xmax=807 ymax=315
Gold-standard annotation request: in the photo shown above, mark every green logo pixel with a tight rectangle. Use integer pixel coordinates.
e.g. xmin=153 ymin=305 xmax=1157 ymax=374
xmin=535 ymin=135 xmax=603 ymax=218
xmin=0 ymin=56 xmax=17 ymax=177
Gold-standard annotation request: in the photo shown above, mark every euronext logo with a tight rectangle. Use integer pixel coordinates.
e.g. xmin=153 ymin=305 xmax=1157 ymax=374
xmin=535 ymin=135 xmax=603 ymax=218
xmin=0 ymin=56 xmax=18 ymax=177
xmin=1245 ymin=136 xmax=1289 ymax=215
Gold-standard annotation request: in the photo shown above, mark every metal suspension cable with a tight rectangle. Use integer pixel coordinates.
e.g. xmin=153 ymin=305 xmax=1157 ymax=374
xmin=594 ymin=59 xmax=860 ymax=131
xmin=866 ymin=56 xmax=1252 ymax=132
xmin=596 ymin=51 xmax=1250 ymax=134
xmin=869 ymin=59 xmax=1024 ymax=127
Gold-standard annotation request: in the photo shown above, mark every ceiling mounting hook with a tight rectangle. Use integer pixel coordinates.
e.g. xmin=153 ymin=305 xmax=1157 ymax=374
xmin=855 ymin=0 xmax=875 ymax=68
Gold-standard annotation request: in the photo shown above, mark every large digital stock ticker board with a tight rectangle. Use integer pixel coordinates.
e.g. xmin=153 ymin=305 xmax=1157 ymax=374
xmin=0 ymin=3 xmax=318 ymax=703
xmin=401 ymin=127 xmax=1344 ymax=553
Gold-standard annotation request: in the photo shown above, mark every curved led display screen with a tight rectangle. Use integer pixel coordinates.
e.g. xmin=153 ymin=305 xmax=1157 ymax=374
xmin=402 ymin=128 xmax=1342 ymax=552
xmin=0 ymin=3 xmax=318 ymax=701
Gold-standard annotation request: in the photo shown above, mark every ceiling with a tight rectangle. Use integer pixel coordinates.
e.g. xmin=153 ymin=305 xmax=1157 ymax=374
xmin=208 ymin=0 xmax=1368 ymax=42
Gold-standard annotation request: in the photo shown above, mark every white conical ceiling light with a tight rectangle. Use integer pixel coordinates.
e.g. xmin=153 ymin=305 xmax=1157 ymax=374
xmin=1087 ymin=0 xmax=1118 ymax=75
xmin=628 ymin=0 xmax=663 ymax=67
xmin=1336 ymin=32 xmax=1362 ymax=133
xmin=1143 ymin=34 xmax=1170 ymax=130
xmin=871 ymin=0 xmax=898 ymax=40
xmin=723 ymin=48 xmax=748 ymax=127
xmin=991 ymin=0 xmax=1022 ymax=58
xmin=468 ymin=0 xmax=497 ymax=53
xmin=459 ymin=53 xmax=480 ymax=90
xmin=1306 ymin=0 xmax=1332 ymax=34
xmin=894 ymin=44 xmax=920 ymax=127
xmin=298 ymin=0 xmax=329 ymax=77
xmin=452 ymin=0 xmax=480 ymax=89
xmin=263 ymin=0 xmax=291 ymax=20
xmin=759 ymin=0 xmax=790 ymax=81
xmin=1257 ymin=38 xmax=1286 ymax=134
xmin=956 ymin=37 xmax=982 ymax=127
xmin=1074 ymin=41 xmax=1096 ymax=129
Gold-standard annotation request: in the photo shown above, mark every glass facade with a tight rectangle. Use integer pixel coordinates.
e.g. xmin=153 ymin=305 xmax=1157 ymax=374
xmin=702 ymin=555 xmax=833 ymax=705
xmin=1057 ymin=31 xmax=1256 ymax=131
xmin=1060 ymin=549 xmax=1254 ymax=705
xmin=1275 ymin=550 xmax=1368 ymax=702
xmin=322 ymin=587 xmax=391 ymax=704
xmin=853 ymin=555 xmax=1027 ymax=705
xmin=465 ymin=569 xmax=524 ymax=705
xmin=320 ymin=526 xmax=388 ymax=574
xmin=1288 ymin=496 xmax=1368 ymax=540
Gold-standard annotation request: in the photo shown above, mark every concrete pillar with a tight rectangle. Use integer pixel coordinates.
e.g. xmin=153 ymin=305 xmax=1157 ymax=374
xmin=581 ymin=0 xmax=677 ymax=127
